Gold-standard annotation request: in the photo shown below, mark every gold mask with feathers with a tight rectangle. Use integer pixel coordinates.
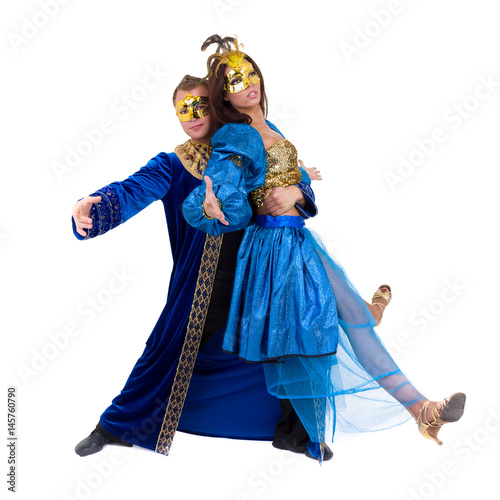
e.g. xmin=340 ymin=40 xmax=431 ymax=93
xmin=200 ymin=35 xmax=260 ymax=94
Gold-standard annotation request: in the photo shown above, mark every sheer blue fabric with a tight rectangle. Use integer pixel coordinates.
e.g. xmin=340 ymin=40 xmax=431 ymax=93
xmin=263 ymin=227 xmax=425 ymax=446
xmin=224 ymin=214 xmax=425 ymax=447
xmin=183 ymin=123 xmax=427 ymax=450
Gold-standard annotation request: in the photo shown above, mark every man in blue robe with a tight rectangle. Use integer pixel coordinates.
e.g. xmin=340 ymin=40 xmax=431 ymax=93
xmin=72 ymin=75 xmax=318 ymax=458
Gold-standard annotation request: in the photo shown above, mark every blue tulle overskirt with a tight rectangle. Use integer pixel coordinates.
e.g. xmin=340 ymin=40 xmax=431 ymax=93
xmin=223 ymin=215 xmax=425 ymax=449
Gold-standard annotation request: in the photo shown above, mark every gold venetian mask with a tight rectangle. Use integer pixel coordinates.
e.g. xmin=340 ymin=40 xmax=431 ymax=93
xmin=176 ymin=93 xmax=210 ymax=121
xmin=224 ymin=62 xmax=260 ymax=93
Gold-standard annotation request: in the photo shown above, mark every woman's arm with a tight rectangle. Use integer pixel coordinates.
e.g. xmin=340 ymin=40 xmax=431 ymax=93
xmin=181 ymin=155 xmax=254 ymax=236
xmin=183 ymin=123 xmax=320 ymax=233
xmin=182 ymin=124 xmax=266 ymax=236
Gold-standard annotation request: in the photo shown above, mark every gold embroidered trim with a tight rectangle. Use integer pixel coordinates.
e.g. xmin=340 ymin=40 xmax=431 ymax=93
xmin=202 ymin=198 xmax=222 ymax=220
xmin=155 ymin=233 xmax=223 ymax=455
xmin=174 ymin=139 xmax=212 ymax=179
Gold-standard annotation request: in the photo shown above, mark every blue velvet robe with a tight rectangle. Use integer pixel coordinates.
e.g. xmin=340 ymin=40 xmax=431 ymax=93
xmin=72 ymin=142 xmax=317 ymax=454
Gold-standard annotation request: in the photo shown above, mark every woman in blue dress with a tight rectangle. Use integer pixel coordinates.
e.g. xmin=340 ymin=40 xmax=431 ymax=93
xmin=183 ymin=36 xmax=466 ymax=461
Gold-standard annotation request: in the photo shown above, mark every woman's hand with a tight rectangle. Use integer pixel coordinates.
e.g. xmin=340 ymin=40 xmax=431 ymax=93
xmin=299 ymin=159 xmax=322 ymax=181
xmin=203 ymin=176 xmax=229 ymax=225
xmin=72 ymin=195 xmax=102 ymax=237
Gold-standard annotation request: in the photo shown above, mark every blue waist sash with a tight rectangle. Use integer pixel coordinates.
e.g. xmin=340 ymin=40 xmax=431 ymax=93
xmin=254 ymin=215 xmax=305 ymax=229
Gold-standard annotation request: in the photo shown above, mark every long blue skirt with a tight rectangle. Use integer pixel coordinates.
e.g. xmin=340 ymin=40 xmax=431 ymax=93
xmin=223 ymin=215 xmax=425 ymax=447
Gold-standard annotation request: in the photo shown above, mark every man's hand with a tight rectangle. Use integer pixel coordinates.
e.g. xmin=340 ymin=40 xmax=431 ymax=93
xmin=72 ymin=195 xmax=102 ymax=237
xmin=262 ymin=185 xmax=305 ymax=217
xmin=203 ymin=176 xmax=229 ymax=225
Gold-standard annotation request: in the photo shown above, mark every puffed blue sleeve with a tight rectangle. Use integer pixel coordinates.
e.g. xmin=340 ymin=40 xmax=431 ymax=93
xmin=72 ymin=152 xmax=173 ymax=240
xmin=182 ymin=124 xmax=267 ymax=236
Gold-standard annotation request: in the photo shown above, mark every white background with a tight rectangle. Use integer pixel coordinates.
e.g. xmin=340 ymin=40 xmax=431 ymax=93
xmin=2 ymin=1 xmax=499 ymax=499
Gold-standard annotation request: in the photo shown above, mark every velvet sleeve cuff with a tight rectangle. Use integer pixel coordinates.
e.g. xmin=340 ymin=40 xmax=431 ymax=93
xmin=294 ymin=181 xmax=318 ymax=219
xmin=72 ymin=187 xmax=123 ymax=240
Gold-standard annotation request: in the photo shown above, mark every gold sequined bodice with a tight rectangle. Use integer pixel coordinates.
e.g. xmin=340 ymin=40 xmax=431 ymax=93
xmin=250 ymin=139 xmax=302 ymax=207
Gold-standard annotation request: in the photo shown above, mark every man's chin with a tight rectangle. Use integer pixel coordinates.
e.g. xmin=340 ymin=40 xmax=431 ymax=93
xmin=189 ymin=133 xmax=210 ymax=144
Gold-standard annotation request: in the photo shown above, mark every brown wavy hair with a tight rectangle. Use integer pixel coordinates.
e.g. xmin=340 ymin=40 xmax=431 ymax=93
xmin=207 ymin=54 xmax=268 ymax=131
xmin=171 ymin=74 xmax=207 ymax=106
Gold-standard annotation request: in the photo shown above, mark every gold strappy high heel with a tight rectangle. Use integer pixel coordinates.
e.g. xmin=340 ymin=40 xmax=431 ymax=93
xmin=372 ymin=284 xmax=392 ymax=327
xmin=416 ymin=393 xmax=466 ymax=445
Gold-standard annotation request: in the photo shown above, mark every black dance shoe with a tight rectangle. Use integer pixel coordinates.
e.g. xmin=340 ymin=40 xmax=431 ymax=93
xmin=272 ymin=437 xmax=308 ymax=454
xmin=75 ymin=422 xmax=132 ymax=457
xmin=273 ymin=438 xmax=333 ymax=462
xmin=305 ymin=443 xmax=334 ymax=462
